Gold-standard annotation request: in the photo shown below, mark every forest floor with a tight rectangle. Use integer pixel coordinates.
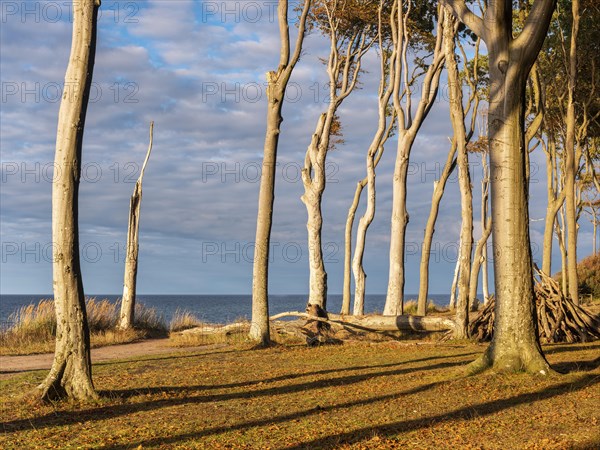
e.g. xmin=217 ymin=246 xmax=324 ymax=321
xmin=0 ymin=339 xmax=598 ymax=449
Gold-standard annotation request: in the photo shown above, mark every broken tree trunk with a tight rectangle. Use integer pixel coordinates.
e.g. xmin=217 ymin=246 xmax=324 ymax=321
xmin=118 ymin=121 xmax=154 ymax=330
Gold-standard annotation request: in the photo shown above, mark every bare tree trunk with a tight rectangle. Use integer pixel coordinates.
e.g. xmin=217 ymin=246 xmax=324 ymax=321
xmin=384 ymin=1 xmax=445 ymax=315
xmin=444 ymin=12 xmax=473 ymax=338
xmin=541 ymin=138 xmax=565 ymax=275
xmin=342 ymin=181 xmax=363 ymax=314
xmin=480 ymin=153 xmax=491 ymax=303
xmin=469 ymin=217 xmax=492 ymax=309
xmin=302 ymin=16 xmax=372 ymax=310
xmin=38 ymin=0 xmax=100 ymax=402
xmin=250 ymin=0 xmax=312 ymax=345
xmin=446 ymin=0 xmax=555 ymax=374
xmin=557 ymin=206 xmax=569 ymax=297
xmin=302 ymin=114 xmax=329 ymax=308
xmin=417 ymin=143 xmax=457 ymax=315
xmin=119 ymin=122 xmax=154 ymax=330
xmin=564 ymin=0 xmax=581 ymax=304
xmin=449 ymin=237 xmax=461 ymax=311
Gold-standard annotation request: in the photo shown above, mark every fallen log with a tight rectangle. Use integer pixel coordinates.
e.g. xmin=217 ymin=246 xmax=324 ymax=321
xmin=179 ymin=322 xmax=249 ymax=335
xmin=269 ymin=311 xmax=456 ymax=333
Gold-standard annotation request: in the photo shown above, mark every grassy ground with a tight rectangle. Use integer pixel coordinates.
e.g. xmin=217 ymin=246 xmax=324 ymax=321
xmin=1 ymin=341 xmax=598 ymax=449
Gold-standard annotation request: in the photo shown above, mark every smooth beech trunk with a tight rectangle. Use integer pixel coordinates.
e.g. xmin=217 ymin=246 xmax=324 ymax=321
xmin=250 ymin=0 xmax=312 ymax=345
xmin=416 ymin=143 xmax=457 ymax=315
xmin=119 ymin=122 xmax=154 ymax=330
xmin=564 ymin=0 xmax=581 ymax=304
xmin=541 ymin=138 xmax=565 ymax=275
xmin=38 ymin=0 xmax=100 ymax=402
xmin=443 ymin=12 xmax=472 ymax=338
xmin=446 ymin=0 xmax=555 ymax=374
xmin=384 ymin=1 xmax=445 ymax=315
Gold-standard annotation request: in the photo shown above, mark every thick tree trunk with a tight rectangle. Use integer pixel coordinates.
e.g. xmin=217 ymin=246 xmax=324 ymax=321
xmin=444 ymin=13 xmax=473 ymax=338
xmin=38 ymin=0 xmax=100 ymax=402
xmin=119 ymin=122 xmax=154 ymax=330
xmin=445 ymin=0 xmax=556 ymax=374
xmin=250 ymin=0 xmax=312 ymax=345
xmin=417 ymin=143 xmax=457 ymax=316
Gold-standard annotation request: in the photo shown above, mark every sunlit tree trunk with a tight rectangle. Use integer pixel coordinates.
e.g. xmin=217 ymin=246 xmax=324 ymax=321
xmin=302 ymin=9 xmax=372 ymax=309
xmin=564 ymin=0 xmax=581 ymax=304
xmin=38 ymin=0 xmax=100 ymax=402
xmin=250 ymin=0 xmax=312 ymax=345
xmin=446 ymin=0 xmax=555 ymax=374
xmin=444 ymin=11 xmax=472 ymax=337
xmin=417 ymin=143 xmax=457 ymax=315
xmin=384 ymin=1 xmax=445 ymax=315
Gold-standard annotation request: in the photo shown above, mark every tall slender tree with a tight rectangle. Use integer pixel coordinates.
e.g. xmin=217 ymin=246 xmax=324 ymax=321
xmin=38 ymin=0 xmax=100 ymax=401
xmin=250 ymin=0 xmax=312 ymax=345
xmin=302 ymin=0 xmax=376 ymax=309
xmin=384 ymin=0 xmax=445 ymax=315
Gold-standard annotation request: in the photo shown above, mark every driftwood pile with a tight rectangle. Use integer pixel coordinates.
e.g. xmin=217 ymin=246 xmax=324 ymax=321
xmin=469 ymin=268 xmax=600 ymax=343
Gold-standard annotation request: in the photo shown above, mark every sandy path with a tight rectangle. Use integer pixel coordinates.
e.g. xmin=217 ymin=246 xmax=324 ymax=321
xmin=0 ymin=340 xmax=226 ymax=380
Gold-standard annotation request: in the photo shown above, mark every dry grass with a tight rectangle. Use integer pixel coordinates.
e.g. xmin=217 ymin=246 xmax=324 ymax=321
xmin=1 ymin=341 xmax=598 ymax=449
xmin=403 ymin=299 xmax=446 ymax=315
xmin=169 ymin=309 xmax=204 ymax=332
xmin=0 ymin=298 xmax=167 ymax=356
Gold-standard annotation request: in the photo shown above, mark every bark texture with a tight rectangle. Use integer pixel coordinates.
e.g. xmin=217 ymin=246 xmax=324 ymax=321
xmin=250 ymin=0 xmax=312 ymax=345
xmin=445 ymin=0 xmax=556 ymax=374
xmin=119 ymin=122 xmax=154 ymax=330
xmin=38 ymin=0 xmax=100 ymax=402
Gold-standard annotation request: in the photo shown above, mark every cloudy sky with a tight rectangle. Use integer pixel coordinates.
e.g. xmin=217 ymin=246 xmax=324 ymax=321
xmin=0 ymin=0 xmax=595 ymax=296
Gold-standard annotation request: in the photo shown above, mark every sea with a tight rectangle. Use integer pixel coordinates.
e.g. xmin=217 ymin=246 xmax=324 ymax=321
xmin=0 ymin=294 xmax=451 ymax=328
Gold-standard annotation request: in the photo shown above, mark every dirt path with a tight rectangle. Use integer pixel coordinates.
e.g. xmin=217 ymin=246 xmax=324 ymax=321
xmin=0 ymin=340 xmax=226 ymax=380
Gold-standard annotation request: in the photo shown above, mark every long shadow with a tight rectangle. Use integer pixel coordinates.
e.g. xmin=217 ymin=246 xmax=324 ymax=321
xmin=552 ymin=356 xmax=600 ymax=374
xmin=98 ymin=373 xmax=600 ymax=449
xmin=282 ymin=374 xmax=600 ymax=450
xmin=99 ymin=380 xmax=445 ymax=450
xmin=543 ymin=343 xmax=600 ymax=355
xmin=1 ymin=357 xmax=469 ymax=433
xmin=101 ymin=351 xmax=477 ymax=399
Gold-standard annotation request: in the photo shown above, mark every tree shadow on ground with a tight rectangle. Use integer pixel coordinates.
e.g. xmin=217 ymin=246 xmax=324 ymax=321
xmin=552 ymin=356 xmax=600 ymax=373
xmin=543 ymin=343 xmax=600 ymax=355
xmin=101 ymin=351 xmax=477 ymax=399
xmin=1 ymin=354 xmax=472 ymax=433
xmin=97 ymin=373 xmax=600 ymax=449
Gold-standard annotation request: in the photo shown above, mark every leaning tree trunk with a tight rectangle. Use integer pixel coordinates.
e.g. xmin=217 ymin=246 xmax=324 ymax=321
xmin=449 ymin=236 xmax=461 ymax=311
xmin=119 ymin=122 xmax=154 ymax=330
xmin=417 ymin=143 xmax=457 ymax=315
xmin=250 ymin=0 xmax=312 ymax=345
xmin=480 ymin=152 xmax=491 ymax=303
xmin=444 ymin=12 xmax=473 ymax=338
xmin=541 ymin=138 xmax=565 ymax=275
xmin=445 ymin=0 xmax=555 ymax=374
xmin=38 ymin=0 xmax=100 ymax=402
xmin=468 ymin=217 xmax=492 ymax=309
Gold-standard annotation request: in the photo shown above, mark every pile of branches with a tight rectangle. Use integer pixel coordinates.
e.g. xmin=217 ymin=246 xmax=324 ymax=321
xmin=469 ymin=268 xmax=600 ymax=343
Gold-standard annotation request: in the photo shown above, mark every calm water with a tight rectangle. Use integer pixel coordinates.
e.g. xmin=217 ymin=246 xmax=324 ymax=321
xmin=0 ymin=294 xmax=450 ymax=327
